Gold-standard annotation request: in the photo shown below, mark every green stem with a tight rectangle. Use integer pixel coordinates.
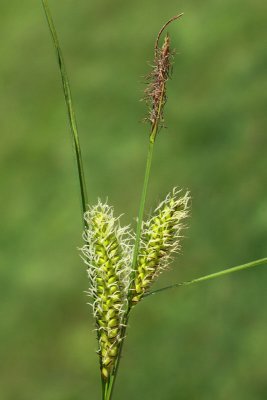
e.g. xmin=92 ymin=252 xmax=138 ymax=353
xmin=145 ymin=257 xmax=267 ymax=297
xmin=42 ymin=0 xmax=88 ymax=229
xmin=131 ymin=139 xmax=155 ymax=274
xmin=102 ymin=377 xmax=107 ymax=400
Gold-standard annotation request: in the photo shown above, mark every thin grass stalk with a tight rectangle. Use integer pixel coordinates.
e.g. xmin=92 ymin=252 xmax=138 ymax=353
xmin=130 ymin=139 xmax=155 ymax=282
xmin=145 ymin=257 xmax=267 ymax=297
xmin=42 ymin=0 xmax=88 ymax=229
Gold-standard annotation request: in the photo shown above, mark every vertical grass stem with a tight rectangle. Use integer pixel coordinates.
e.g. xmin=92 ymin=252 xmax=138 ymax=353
xmin=131 ymin=139 xmax=155 ymax=274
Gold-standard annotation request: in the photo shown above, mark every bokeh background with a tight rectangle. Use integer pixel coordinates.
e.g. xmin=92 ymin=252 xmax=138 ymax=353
xmin=1 ymin=0 xmax=267 ymax=399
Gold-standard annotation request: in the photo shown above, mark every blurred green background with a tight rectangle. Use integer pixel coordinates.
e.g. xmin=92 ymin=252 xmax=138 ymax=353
xmin=1 ymin=0 xmax=266 ymax=399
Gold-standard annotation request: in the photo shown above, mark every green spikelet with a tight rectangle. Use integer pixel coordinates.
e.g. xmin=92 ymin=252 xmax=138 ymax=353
xmin=132 ymin=188 xmax=190 ymax=304
xmin=81 ymin=201 xmax=131 ymax=380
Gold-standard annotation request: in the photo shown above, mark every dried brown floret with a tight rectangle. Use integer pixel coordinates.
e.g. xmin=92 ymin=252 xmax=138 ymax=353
xmin=144 ymin=14 xmax=183 ymax=140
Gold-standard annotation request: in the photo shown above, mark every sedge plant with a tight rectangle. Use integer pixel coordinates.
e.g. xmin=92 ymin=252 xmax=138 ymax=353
xmin=42 ymin=2 xmax=267 ymax=399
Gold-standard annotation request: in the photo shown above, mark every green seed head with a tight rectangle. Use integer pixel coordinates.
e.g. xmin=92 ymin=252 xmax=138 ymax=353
xmin=132 ymin=188 xmax=190 ymax=304
xmin=80 ymin=201 xmax=131 ymax=380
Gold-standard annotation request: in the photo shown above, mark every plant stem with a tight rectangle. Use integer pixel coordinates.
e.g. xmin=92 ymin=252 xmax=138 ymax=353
xmin=42 ymin=0 xmax=89 ymax=229
xmin=131 ymin=138 xmax=155 ymax=273
xmin=145 ymin=257 xmax=267 ymax=297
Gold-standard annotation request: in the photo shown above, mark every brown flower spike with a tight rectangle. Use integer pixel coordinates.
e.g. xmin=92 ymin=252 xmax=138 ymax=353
xmin=145 ymin=14 xmax=183 ymax=141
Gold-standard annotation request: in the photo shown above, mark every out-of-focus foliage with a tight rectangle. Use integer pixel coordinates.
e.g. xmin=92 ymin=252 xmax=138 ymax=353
xmin=0 ymin=1 xmax=266 ymax=399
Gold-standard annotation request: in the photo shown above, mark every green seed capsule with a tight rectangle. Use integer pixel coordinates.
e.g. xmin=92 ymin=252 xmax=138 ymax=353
xmin=109 ymin=285 xmax=117 ymax=294
xmin=102 ymin=367 xmax=109 ymax=379
xmin=109 ymin=347 xmax=118 ymax=357
xmin=108 ymin=328 xmax=119 ymax=338
xmin=102 ymin=304 xmax=109 ymax=312
xmin=109 ymin=240 xmax=118 ymax=251
xmin=107 ymin=309 xmax=116 ymax=319
xmin=108 ymin=318 xmax=118 ymax=328
xmin=102 ymin=355 xmax=112 ymax=366
xmin=99 ymin=257 xmax=106 ymax=265
xmin=111 ymin=293 xmax=120 ymax=302
xmin=101 ymin=348 xmax=108 ymax=357
xmin=100 ymin=332 xmax=108 ymax=343
xmin=97 ymin=285 xmax=104 ymax=293
xmin=108 ymin=276 xmax=116 ymax=284
xmin=135 ymin=284 xmax=142 ymax=294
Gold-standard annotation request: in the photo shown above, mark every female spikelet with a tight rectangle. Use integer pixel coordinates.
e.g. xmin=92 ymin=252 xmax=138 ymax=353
xmin=132 ymin=189 xmax=190 ymax=304
xmin=81 ymin=201 xmax=131 ymax=379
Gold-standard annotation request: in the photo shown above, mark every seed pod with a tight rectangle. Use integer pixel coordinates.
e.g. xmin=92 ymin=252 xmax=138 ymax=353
xmin=80 ymin=202 xmax=131 ymax=380
xmin=132 ymin=188 xmax=190 ymax=304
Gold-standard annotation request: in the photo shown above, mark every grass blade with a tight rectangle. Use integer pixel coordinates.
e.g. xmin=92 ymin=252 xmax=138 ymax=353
xmin=42 ymin=0 xmax=88 ymax=228
xmin=145 ymin=257 xmax=267 ymax=297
